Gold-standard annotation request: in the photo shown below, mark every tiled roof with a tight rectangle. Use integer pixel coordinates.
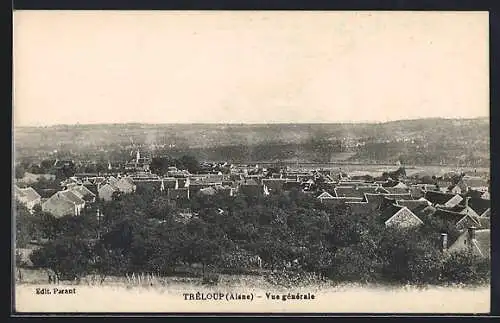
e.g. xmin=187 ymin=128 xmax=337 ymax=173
xmin=432 ymin=208 xmax=479 ymax=226
xmin=424 ymin=190 xmax=456 ymax=205
xmin=242 ymin=179 xmax=259 ymax=186
xmin=70 ymin=185 xmax=96 ymax=198
xmin=42 ymin=197 xmax=75 ymax=217
xmin=17 ymin=187 xmax=41 ymax=202
xmin=59 ymin=190 xmax=85 ymax=205
xmin=466 ymin=197 xmax=490 ymax=216
xmin=382 ymin=187 xmax=410 ymax=195
xmin=317 ymin=191 xmax=335 ymax=199
xmin=93 ymin=177 xmax=106 ymax=185
xmin=364 ymin=193 xmax=384 ymax=205
xmin=99 ymin=183 xmax=119 ymax=192
xmin=380 ymin=203 xmax=404 ymax=222
xmin=334 ymin=186 xmax=366 ymax=199
xmin=395 ymin=199 xmax=430 ymax=212
xmin=262 ymin=179 xmax=286 ymax=191
xmin=382 ymin=193 xmax=412 ymax=200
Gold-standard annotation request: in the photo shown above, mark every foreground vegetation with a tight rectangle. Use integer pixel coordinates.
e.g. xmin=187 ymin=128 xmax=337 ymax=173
xmin=15 ymin=184 xmax=490 ymax=287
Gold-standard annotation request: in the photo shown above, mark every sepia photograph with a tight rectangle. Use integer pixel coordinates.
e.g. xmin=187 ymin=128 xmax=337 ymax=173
xmin=12 ymin=10 xmax=490 ymax=313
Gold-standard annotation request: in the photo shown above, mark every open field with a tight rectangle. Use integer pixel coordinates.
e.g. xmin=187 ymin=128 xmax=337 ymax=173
xmin=237 ymin=162 xmax=489 ymax=177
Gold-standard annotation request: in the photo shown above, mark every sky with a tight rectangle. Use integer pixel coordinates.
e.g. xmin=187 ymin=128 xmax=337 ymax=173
xmin=13 ymin=11 xmax=489 ymax=126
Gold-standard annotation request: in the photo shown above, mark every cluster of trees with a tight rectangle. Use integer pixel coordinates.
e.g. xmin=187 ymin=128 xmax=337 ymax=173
xmin=149 ymin=155 xmax=201 ymax=175
xmin=15 ymin=159 xmax=76 ymax=180
xmin=17 ymin=186 xmax=490 ymax=286
xmin=351 ymin=140 xmax=489 ymax=167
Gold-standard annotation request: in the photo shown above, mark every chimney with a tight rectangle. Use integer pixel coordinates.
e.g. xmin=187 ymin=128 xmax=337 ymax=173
xmin=468 ymin=226 xmax=476 ymax=241
xmin=440 ymin=233 xmax=448 ymax=251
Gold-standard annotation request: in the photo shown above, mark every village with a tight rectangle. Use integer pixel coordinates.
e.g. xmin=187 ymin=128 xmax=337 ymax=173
xmin=15 ymin=148 xmax=491 ymax=268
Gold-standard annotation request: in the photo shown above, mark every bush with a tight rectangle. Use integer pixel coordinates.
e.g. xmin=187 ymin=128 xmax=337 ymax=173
xmin=440 ymin=251 xmax=490 ymax=285
xmin=202 ymin=272 xmax=220 ymax=285
xmin=264 ymin=269 xmax=327 ymax=288
xmin=30 ymin=237 xmax=93 ymax=281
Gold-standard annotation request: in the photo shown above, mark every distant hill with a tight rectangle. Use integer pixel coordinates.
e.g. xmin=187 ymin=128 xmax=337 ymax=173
xmin=13 ymin=117 xmax=490 ymax=166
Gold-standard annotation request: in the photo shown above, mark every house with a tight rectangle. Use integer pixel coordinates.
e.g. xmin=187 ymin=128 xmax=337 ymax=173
xmin=239 ymin=179 xmax=263 ymax=197
xmin=134 ymin=180 xmax=161 ymax=191
xmin=430 ymin=208 xmax=481 ymax=231
xmin=92 ymin=177 xmax=106 ymax=186
xmin=382 ymin=181 xmax=408 ymax=189
xmin=159 ymin=178 xmax=179 ymax=192
xmin=81 ymin=177 xmax=94 ymax=186
xmin=60 ymin=177 xmax=81 ymax=188
xmin=214 ymin=185 xmax=234 ymax=197
xmin=380 ymin=203 xmax=424 ymax=228
xmin=198 ymin=187 xmax=217 ymax=196
xmin=395 ymin=199 xmax=432 ymax=217
xmin=409 ymin=186 xmax=425 ymax=199
xmin=15 ymin=186 xmax=41 ymax=213
xmin=107 ymin=176 xmax=119 ymax=186
xmin=178 ymin=178 xmax=190 ymax=188
xmin=42 ymin=190 xmax=85 ymax=217
xmin=317 ymin=191 xmax=335 ymax=202
xmin=321 ymin=196 xmax=364 ymax=207
xmin=362 ymin=193 xmax=412 ymax=211
xmin=42 ymin=196 xmax=75 ymax=218
xmin=379 ymin=186 xmax=410 ymax=194
xmin=124 ymin=150 xmax=151 ymax=172
xmin=334 ymin=186 xmax=375 ymax=199
xmin=345 ymin=201 xmax=373 ymax=216
xmin=382 ymin=193 xmax=413 ymax=200
xmin=414 ymin=183 xmax=439 ymax=192
xmin=69 ymin=185 xmax=96 ymax=203
xmin=58 ymin=190 xmax=86 ymax=215
xmin=284 ymin=174 xmax=299 ymax=181
xmin=436 ymin=177 xmax=453 ymax=189
xmin=364 ymin=193 xmax=386 ymax=210
xmin=283 ymin=180 xmax=302 ymax=191
xmin=114 ymin=177 xmax=136 ymax=194
xmin=424 ymin=191 xmax=463 ymax=208
xmin=98 ymin=183 xmax=119 ymax=202
xmin=458 ymin=176 xmax=489 ymax=192
xmin=262 ymin=179 xmax=286 ymax=194
xmin=447 ymin=227 xmax=490 ymax=259
xmin=53 ymin=159 xmax=75 ymax=170
xmin=447 ymin=184 xmax=462 ymax=195
xmin=460 ymin=197 xmax=490 ymax=218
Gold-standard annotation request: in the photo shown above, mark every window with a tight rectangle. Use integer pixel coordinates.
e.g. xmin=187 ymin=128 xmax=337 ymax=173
xmin=464 ymin=239 xmax=467 ymax=245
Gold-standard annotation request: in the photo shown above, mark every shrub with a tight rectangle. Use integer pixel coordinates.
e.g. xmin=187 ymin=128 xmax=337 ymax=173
xmin=202 ymin=272 xmax=220 ymax=285
xmin=440 ymin=251 xmax=490 ymax=285
xmin=264 ymin=269 xmax=327 ymax=288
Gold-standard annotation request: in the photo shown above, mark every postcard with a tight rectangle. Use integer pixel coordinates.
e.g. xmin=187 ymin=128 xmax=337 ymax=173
xmin=12 ymin=10 xmax=490 ymax=314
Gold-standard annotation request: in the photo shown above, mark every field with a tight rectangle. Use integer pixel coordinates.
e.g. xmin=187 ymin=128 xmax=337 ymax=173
xmin=14 ymin=268 xmax=490 ymax=313
xmin=242 ymin=162 xmax=489 ymax=178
